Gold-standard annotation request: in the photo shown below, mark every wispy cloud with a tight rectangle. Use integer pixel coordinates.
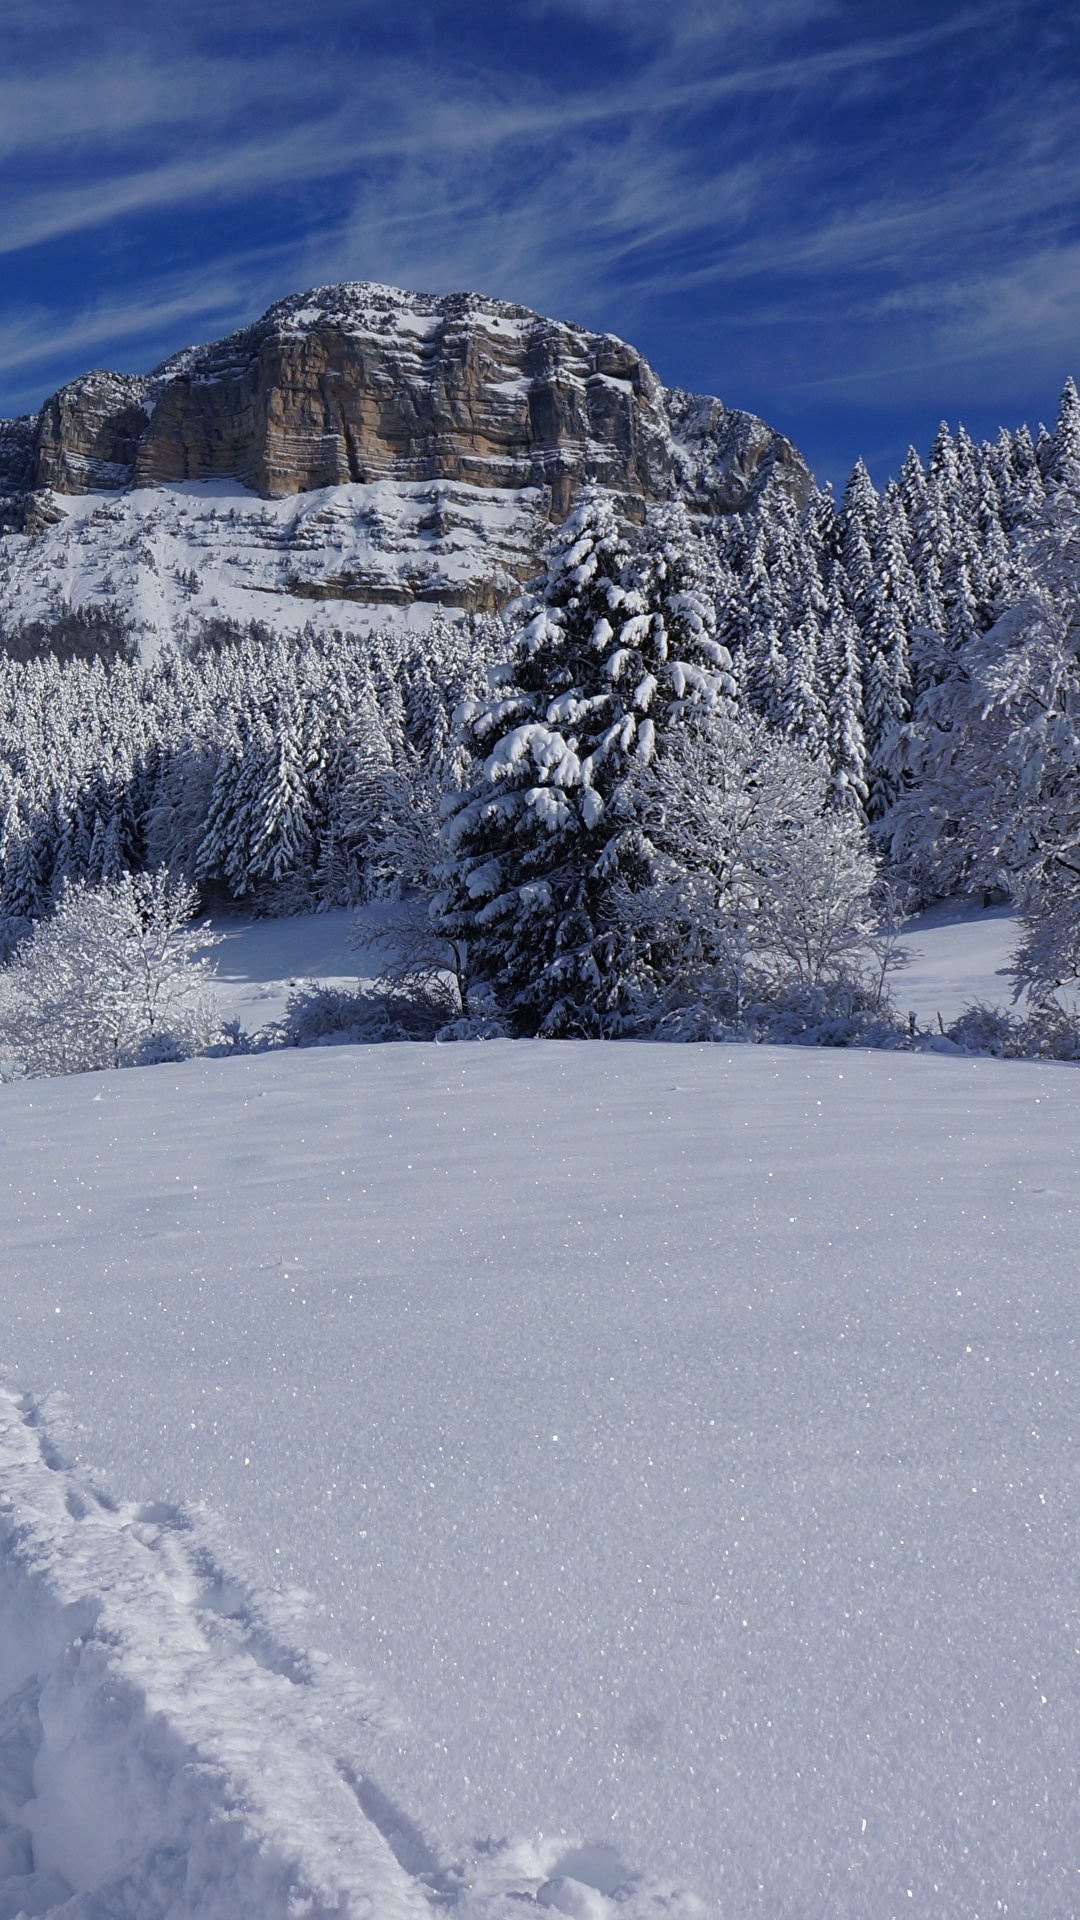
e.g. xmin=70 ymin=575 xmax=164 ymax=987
xmin=0 ymin=116 xmax=368 ymax=259
xmin=1 ymin=0 xmax=1078 ymax=469
xmin=0 ymin=4 xmax=986 ymax=244
xmin=788 ymin=243 xmax=1080 ymax=406
xmin=0 ymin=51 xmax=331 ymax=162
xmin=0 ymin=248 xmax=301 ymax=389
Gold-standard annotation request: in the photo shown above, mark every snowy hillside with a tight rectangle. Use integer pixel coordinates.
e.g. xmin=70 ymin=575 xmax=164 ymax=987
xmin=208 ymin=906 xmax=380 ymax=1028
xmin=0 ymin=478 xmax=544 ymax=657
xmin=1 ymin=893 xmax=1078 ymax=1918
xmin=886 ymin=897 xmax=1021 ymax=1027
xmin=204 ymin=894 xmax=1024 ymax=1035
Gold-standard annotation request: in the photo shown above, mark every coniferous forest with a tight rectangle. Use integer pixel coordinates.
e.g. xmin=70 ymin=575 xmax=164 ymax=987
xmin=3 ymin=381 xmax=1080 ymax=1044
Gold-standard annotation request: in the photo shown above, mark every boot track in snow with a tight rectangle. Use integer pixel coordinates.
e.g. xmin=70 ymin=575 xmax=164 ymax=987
xmin=0 ymin=1389 xmax=692 ymax=1920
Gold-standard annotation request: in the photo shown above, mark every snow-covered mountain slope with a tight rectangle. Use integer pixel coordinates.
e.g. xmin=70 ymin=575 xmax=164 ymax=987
xmin=0 ymin=476 xmax=544 ymax=659
xmin=2 ymin=1014 xmax=1078 ymax=1917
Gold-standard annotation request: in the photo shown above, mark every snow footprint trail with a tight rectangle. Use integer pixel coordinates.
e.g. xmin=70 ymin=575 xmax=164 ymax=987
xmin=0 ymin=1387 xmax=430 ymax=1920
xmin=0 ymin=1390 xmax=709 ymax=1920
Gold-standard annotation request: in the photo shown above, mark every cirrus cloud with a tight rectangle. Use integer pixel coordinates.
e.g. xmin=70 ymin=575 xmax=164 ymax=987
xmin=0 ymin=0 xmax=1077 ymax=483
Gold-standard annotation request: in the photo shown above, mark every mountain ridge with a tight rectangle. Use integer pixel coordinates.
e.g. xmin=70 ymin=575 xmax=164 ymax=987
xmin=1 ymin=281 xmax=809 ymax=527
xmin=0 ymin=282 xmax=811 ymax=653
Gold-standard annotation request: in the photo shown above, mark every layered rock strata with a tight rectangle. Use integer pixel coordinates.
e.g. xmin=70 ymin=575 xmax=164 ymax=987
xmin=0 ymin=285 xmax=812 ymax=649
xmin=3 ymin=282 xmax=809 ymax=532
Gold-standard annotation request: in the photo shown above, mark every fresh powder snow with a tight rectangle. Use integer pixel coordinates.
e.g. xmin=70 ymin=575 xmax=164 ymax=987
xmin=0 ymin=899 xmax=1078 ymax=1917
xmin=888 ymin=896 xmax=1022 ymax=1029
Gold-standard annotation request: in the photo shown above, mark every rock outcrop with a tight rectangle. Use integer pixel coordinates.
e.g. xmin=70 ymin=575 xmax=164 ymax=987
xmin=3 ymin=282 xmax=809 ymax=530
xmin=0 ymin=284 xmax=812 ymax=651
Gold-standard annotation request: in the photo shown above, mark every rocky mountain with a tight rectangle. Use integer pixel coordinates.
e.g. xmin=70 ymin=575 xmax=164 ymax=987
xmin=0 ymin=282 xmax=810 ymax=655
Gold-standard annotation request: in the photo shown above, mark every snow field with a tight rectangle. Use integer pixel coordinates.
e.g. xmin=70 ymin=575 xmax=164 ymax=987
xmin=0 ymin=1374 xmax=705 ymax=1920
xmin=206 ymin=906 xmax=382 ymax=1029
xmin=0 ymin=1027 xmax=1079 ymax=1916
xmin=890 ymin=897 xmax=1022 ymax=1028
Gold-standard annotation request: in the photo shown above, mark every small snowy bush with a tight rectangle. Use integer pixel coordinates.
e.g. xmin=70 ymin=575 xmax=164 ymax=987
xmin=946 ymin=1005 xmax=1019 ymax=1056
xmin=946 ymin=1000 xmax=1080 ymax=1060
xmin=279 ymin=984 xmax=387 ymax=1044
xmin=654 ymin=976 xmax=904 ymax=1049
xmin=278 ymin=981 xmax=452 ymax=1045
xmin=745 ymin=979 xmax=904 ymax=1049
xmin=0 ymin=871 xmax=220 ymax=1077
xmin=433 ymin=1013 xmax=509 ymax=1042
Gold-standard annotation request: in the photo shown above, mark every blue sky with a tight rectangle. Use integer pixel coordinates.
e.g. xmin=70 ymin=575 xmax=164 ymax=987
xmin=3 ymin=0 xmax=1079 ymax=488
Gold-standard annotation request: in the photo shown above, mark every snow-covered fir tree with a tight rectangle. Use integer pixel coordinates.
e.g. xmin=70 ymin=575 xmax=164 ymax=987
xmin=436 ymin=493 xmax=737 ymax=1034
xmin=821 ymin=579 xmax=869 ymax=816
xmin=839 ymin=459 xmax=879 ymax=628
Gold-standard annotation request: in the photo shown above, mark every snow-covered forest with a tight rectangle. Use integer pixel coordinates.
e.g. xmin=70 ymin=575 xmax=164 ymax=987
xmin=3 ymin=380 xmax=1080 ymax=1042
xmin=0 ymin=619 xmax=500 ymax=940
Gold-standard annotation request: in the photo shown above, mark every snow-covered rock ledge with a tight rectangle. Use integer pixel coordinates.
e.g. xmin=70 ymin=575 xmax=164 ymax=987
xmin=0 ymin=1386 xmax=427 ymax=1920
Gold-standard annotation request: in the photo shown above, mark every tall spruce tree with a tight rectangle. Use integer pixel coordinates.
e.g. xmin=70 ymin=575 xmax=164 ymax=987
xmin=778 ymin=586 xmax=828 ymax=758
xmin=839 ymin=459 xmax=879 ymax=627
xmin=435 ymin=493 xmax=736 ymax=1034
xmin=1046 ymin=377 xmax=1080 ymax=503
xmin=821 ymin=578 xmax=869 ymax=817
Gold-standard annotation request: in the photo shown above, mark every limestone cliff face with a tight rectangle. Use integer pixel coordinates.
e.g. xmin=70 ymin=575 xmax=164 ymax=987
xmin=6 ymin=283 xmax=809 ymax=527
xmin=33 ymin=370 xmax=155 ymax=496
xmin=0 ymin=285 xmax=813 ymax=646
